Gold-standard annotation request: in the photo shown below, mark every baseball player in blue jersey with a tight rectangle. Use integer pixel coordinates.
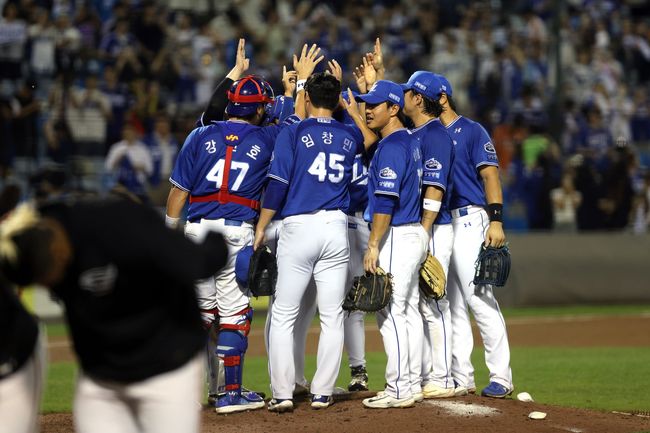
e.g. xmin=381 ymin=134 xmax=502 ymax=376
xmin=254 ymin=72 xmax=362 ymax=413
xmin=352 ymin=80 xmax=429 ymax=409
xmin=401 ymin=71 xmax=457 ymax=398
xmin=166 ymin=75 xmax=285 ymax=414
xmin=434 ymin=74 xmax=513 ymax=398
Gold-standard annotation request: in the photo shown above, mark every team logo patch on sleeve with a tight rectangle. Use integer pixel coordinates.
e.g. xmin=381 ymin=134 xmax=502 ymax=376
xmin=379 ymin=167 xmax=397 ymax=180
xmin=425 ymin=157 xmax=442 ymax=170
xmin=484 ymin=142 xmax=496 ymax=153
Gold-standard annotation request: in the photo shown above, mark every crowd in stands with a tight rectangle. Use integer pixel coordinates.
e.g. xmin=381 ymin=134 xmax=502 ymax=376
xmin=0 ymin=0 xmax=649 ymax=231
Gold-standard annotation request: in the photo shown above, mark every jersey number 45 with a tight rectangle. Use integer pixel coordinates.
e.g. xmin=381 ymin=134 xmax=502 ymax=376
xmin=206 ymin=159 xmax=250 ymax=191
xmin=308 ymin=152 xmax=345 ymax=183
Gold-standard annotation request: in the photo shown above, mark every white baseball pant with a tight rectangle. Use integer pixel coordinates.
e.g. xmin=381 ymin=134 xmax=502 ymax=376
xmin=184 ymin=218 xmax=253 ymax=397
xmin=420 ymin=223 xmax=454 ymax=389
xmin=345 ymin=213 xmax=370 ymax=368
xmin=263 ymin=220 xmax=318 ymax=390
xmin=0 ymin=330 xmax=45 ymax=433
xmin=74 ymin=353 xmax=203 ymax=433
xmin=447 ymin=206 xmax=512 ymax=390
xmin=269 ymin=210 xmax=349 ymax=399
xmin=376 ymin=224 xmax=428 ymax=399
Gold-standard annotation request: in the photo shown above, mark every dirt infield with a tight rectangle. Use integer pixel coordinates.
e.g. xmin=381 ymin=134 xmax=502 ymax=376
xmin=41 ymin=393 xmax=650 ymax=433
xmin=42 ymin=314 xmax=650 ymax=432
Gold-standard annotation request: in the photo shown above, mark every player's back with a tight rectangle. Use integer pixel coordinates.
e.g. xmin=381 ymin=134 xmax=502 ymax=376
xmin=269 ymin=117 xmax=362 ymax=218
xmin=171 ymin=121 xmax=280 ymax=222
xmin=444 ymin=116 xmax=498 ymax=209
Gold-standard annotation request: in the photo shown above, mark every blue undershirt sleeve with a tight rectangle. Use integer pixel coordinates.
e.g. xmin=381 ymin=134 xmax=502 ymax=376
xmin=262 ymin=179 xmax=289 ymax=211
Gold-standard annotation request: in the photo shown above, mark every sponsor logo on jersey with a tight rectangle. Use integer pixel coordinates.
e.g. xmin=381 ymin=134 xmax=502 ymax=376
xmin=484 ymin=142 xmax=496 ymax=153
xmin=225 ymin=134 xmax=239 ymax=142
xmin=379 ymin=181 xmax=395 ymax=189
xmin=379 ymin=167 xmax=397 ymax=180
xmin=425 ymin=157 xmax=442 ymax=170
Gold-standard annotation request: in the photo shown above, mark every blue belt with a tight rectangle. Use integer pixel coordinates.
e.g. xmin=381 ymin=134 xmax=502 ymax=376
xmin=224 ymin=219 xmax=244 ymax=226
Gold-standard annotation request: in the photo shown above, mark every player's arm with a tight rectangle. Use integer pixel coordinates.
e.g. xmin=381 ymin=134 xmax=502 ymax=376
xmin=364 ymin=209 xmax=392 ymax=274
xmin=480 ymin=165 xmax=506 ymax=247
xmin=293 ymin=43 xmax=324 ymax=119
xmin=165 ymin=186 xmax=188 ymax=229
xmin=342 ymin=88 xmax=378 ymax=149
xmin=201 ymin=38 xmax=249 ymax=125
xmin=421 ymin=186 xmax=443 ymax=234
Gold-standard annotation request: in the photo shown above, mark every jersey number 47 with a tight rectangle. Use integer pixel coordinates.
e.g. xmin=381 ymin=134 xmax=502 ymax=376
xmin=206 ymin=159 xmax=250 ymax=191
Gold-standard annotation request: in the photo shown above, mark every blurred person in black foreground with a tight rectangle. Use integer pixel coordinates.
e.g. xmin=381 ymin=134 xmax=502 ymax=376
xmin=0 ymin=192 xmax=228 ymax=433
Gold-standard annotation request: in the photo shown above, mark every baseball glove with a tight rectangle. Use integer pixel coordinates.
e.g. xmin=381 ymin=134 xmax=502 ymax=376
xmin=473 ymin=244 xmax=511 ymax=287
xmin=343 ymin=267 xmax=393 ymax=312
xmin=248 ymin=246 xmax=277 ymax=297
xmin=419 ymin=253 xmax=446 ymax=300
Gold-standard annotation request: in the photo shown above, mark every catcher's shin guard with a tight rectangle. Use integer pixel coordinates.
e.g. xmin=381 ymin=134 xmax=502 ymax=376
xmin=216 ymin=308 xmax=253 ymax=394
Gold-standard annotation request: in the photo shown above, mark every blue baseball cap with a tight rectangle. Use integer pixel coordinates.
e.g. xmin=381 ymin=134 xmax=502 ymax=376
xmin=341 ymin=89 xmax=360 ymax=104
xmin=264 ymin=95 xmax=294 ymax=124
xmin=435 ymin=74 xmax=453 ymax=97
xmin=235 ymin=245 xmax=254 ymax=287
xmin=355 ymin=80 xmax=404 ymax=109
xmin=401 ymin=71 xmax=444 ymax=101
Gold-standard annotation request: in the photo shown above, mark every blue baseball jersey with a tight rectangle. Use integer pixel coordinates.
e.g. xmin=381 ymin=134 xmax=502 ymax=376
xmin=366 ymin=129 xmax=422 ymax=226
xmin=334 ymin=110 xmax=369 ymax=214
xmin=170 ymin=121 xmax=282 ymax=222
xmin=409 ymin=119 xmax=455 ymax=224
xmin=445 ymin=116 xmax=498 ymax=209
xmin=268 ymin=117 xmax=363 ymax=217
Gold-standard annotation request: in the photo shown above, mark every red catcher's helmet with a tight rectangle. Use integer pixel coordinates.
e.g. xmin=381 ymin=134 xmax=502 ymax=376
xmin=226 ymin=75 xmax=274 ymax=117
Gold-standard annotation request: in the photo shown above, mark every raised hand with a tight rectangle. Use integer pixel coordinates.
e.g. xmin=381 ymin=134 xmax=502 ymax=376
xmin=371 ymin=37 xmax=384 ymax=77
xmin=327 ymin=59 xmax=343 ymax=82
xmin=362 ymin=55 xmax=377 ymax=88
xmin=353 ymin=64 xmax=367 ymax=94
xmin=341 ymin=87 xmax=361 ymax=119
xmin=293 ymin=43 xmax=325 ymax=80
xmin=282 ymin=65 xmax=297 ymax=96
xmin=226 ymin=38 xmax=250 ymax=81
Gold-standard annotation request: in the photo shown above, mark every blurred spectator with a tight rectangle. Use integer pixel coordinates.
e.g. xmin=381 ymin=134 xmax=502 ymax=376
xmin=599 ymin=145 xmax=635 ymax=230
xmin=0 ymin=94 xmax=13 ymax=179
xmin=27 ymin=8 xmax=57 ymax=96
xmin=0 ymin=3 xmax=27 ymax=92
xmin=551 ymin=170 xmax=582 ymax=232
xmin=66 ymin=74 xmax=111 ymax=156
xmin=53 ymin=12 xmax=81 ymax=77
xmin=631 ymin=88 xmax=650 ymax=143
xmin=522 ymin=125 xmax=551 ymax=170
xmin=579 ymin=107 xmax=613 ymax=160
xmin=144 ymin=113 xmax=178 ymax=207
xmin=105 ymin=122 xmax=152 ymax=201
xmin=10 ymin=78 xmax=41 ymax=158
xmin=101 ymin=65 xmax=131 ymax=151
xmin=632 ymin=171 xmax=650 ymax=234
xmin=132 ymin=2 xmax=165 ymax=64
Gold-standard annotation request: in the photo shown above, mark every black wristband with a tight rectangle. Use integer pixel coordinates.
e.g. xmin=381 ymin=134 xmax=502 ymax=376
xmin=487 ymin=203 xmax=503 ymax=222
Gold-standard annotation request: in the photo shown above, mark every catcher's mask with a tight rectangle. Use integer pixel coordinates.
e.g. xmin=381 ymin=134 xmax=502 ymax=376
xmin=226 ymin=75 xmax=274 ymax=118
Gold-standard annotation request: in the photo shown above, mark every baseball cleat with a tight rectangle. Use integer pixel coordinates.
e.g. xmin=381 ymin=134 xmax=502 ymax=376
xmin=422 ymin=383 xmax=455 ymax=399
xmin=267 ymin=398 xmax=294 ymax=413
xmin=348 ymin=365 xmax=369 ymax=391
xmin=293 ymin=382 xmax=310 ymax=397
xmin=311 ymin=394 xmax=334 ymax=409
xmin=207 ymin=393 xmax=218 ymax=406
xmin=412 ymin=392 xmax=424 ymax=403
xmin=453 ymin=381 xmax=476 ymax=396
xmin=214 ymin=391 xmax=265 ymax=414
xmin=362 ymin=393 xmax=415 ymax=409
xmin=481 ymin=382 xmax=513 ymax=399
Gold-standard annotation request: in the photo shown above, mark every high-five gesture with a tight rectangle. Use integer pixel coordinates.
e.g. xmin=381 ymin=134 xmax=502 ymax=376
xmin=371 ymin=38 xmax=384 ymax=79
xmin=362 ymin=55 xmax=377 ymax=89
xmin=226 ymin=38 xmax=250 ymax=81
xmin=327 ymin=59 xmax=343 ymax=82
xmin=293 ymin=43 xmax=325 ymax=80
xmin=282 ymin=65 xmax=297 ymax=97
xmin=353 ymin=64 xmax=367 ymax=94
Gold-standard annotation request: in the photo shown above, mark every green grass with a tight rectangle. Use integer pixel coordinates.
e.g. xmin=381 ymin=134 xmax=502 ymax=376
xmin=43 ymin=347 xmax=650 ymax=413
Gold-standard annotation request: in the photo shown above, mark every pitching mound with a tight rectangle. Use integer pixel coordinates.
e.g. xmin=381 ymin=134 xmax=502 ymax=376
xmin=41 ymin=393 xmax=649 ymax=433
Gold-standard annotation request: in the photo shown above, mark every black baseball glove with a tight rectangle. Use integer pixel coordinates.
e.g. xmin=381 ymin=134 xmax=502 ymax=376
xmin=248 ymin=246 xmax=277 ymax=297
xmin=473 ymin=244 xmax=511 ymax=287
xmin=343 ymin=267 xmax=393 ymax=312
